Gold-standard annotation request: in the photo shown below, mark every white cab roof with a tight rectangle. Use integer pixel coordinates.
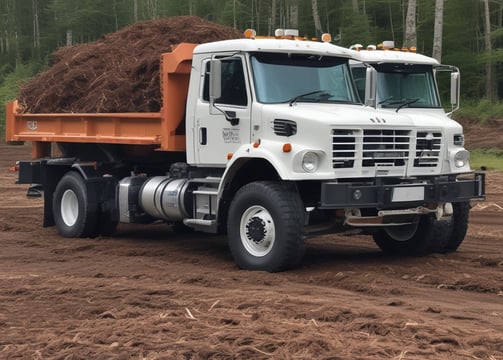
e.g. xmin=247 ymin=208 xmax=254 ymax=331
xmin=352 ymin=49 xmax=440 ymax=66
xmin=194 ymin=38 xmax=357 ymax=59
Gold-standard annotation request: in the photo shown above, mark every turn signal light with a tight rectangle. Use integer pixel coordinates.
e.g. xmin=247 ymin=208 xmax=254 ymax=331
xmin=244 ymin=29 xmax=256 ymax=39
xmin=244 ymin=28 xmax=331 ymax=43
xmin=282 ymin=143 xmax=292 ymax=153
xmin=355 ymin=41 xmax=418 ymax=53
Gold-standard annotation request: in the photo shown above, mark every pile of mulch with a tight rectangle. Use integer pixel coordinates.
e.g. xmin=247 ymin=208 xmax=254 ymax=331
xmin=18 ymin=16 xmax=242 ymax=113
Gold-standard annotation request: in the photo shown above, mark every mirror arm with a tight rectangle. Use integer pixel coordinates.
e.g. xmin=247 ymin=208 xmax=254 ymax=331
xmin=224 ymin=111 xmax=239 ymax=125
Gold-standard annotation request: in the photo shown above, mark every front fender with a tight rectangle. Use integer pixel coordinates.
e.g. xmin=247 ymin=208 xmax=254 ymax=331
xmin=224 ymin=142 xmax=291 ymax=181
xmin=227 ymin=140 xmax=334 ymax=180
xmin=218 ymin=140 xmax=334 ymax=198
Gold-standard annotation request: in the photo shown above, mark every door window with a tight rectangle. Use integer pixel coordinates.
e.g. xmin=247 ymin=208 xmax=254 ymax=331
xmin=203 ymin=58 xmax=248 ymax=106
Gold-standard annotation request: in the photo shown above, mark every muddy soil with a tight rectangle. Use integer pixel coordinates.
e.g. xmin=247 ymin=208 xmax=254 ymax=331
xmin=0 ymin=142 xmax=502 ymax=359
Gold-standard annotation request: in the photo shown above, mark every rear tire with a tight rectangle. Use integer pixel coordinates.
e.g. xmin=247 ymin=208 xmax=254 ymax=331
xmin=53 ymin=172 xmax=98 ymax=238
xmin=227 ymin=181 xmax=305 ymax=272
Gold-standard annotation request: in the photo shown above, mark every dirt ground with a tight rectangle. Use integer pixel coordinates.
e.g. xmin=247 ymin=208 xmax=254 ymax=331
xmin=0 ymin=141 xmax=502 ymax=360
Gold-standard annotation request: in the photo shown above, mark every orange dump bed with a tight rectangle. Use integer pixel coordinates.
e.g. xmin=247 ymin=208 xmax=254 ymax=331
xmin=5 ymin=43 xmax=196 ymax=158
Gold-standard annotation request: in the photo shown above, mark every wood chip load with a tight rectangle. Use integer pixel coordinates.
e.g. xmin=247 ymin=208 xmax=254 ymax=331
xmin=18 ymin=16 xmax=242 ymax=113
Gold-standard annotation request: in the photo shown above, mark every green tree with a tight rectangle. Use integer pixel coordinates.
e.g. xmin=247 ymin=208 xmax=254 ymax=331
xmin=46 ymin=0 xmax=130 ymax=46
xmin=0 ymin=0 xmax=502 ymax=105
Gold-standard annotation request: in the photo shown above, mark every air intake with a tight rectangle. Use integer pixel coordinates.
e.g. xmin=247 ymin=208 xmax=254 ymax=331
xmin=273 ymin=119 xmax=297 ymax=137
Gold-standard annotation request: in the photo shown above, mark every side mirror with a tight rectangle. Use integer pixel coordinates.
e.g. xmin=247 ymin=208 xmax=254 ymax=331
xmin=208 ymin=57 xmax=241 ymax=125
xmin=365 ymin=66 xmax=377 ymax=108
xmin=450 ymin=71 xmax=460 ymax=112
xmin=209 ymin=59 xmax=222 ymax=103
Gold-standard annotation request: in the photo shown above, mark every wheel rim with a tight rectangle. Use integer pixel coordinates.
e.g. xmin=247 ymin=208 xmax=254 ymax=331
xmin=385 ymin=220 xmax=419 ymax=241
xmin=60 ymin=189 xmax=79 ymax=227
xmin=240 ymin=205 xmax=275 ymax=257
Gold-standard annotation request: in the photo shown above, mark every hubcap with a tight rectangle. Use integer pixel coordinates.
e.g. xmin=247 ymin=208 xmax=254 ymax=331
xmin=60 ymin=189 xmax=79 ymax=227
xmin=385 ymin=219 xmax=420 ymax=241
xmin=240 ymin=205 xmax=275 ymax=257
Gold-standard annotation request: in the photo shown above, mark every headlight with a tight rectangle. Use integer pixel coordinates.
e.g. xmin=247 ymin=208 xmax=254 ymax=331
xmin=454 ymin=150 xmax=469 ymax=168
xmin=302 ymin=152 xmax=319 ymax=172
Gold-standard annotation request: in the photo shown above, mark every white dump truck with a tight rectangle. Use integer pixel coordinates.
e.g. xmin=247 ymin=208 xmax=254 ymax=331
xmin=6 ymin=31 xmax=485 ymax=272
xmin=349 ymin=40 xmax=484 ymax=255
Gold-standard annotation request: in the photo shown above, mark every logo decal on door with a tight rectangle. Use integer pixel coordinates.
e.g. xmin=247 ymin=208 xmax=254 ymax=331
xmin=222 ymin=128 xmax=240 ymax=143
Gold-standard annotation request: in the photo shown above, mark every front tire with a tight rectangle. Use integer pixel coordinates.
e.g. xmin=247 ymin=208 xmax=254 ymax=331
xmin=373 ymin=214 xmax=445 ymax=256
xmin=53 ymin=172 xmax=98 ymax=238
xmin=227 ymin=181 xmax=305 ymax=272
xmin=441 ymin=201 xmax=471 ymax=253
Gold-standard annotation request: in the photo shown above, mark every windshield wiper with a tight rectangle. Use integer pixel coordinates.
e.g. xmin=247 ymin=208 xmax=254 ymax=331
xmin=395 ymin=98 xmax=419 ymax=112
xmin=378 ymin=97 xmax=420 ymax=111
xmin=288 ymin=90 xmax=332 ymax=106
xmin=378 ymin=96 xmax=394 ymax=105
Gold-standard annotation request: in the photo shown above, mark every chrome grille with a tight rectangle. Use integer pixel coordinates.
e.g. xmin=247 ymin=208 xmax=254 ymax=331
xmin=332 ymin=129 xmax=356 ymax=168
xmin=414 ymin=131 xmax=442 ymax=167
xmin=331 ymin=128 xmax=442 ymax=169
xmin=362 ymin=129 xmax=410 ymax=167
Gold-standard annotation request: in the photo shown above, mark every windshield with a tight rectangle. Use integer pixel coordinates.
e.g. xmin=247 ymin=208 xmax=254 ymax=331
xmin=250 ymin=53 xmax=359 ymax=104
xmin=375 ymin=64 xmax=441 ymax=109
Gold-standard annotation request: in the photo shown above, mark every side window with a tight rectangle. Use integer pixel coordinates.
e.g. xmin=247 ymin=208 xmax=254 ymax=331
xmin=202 ymin=58 xmax=248 ymax=106
xmin=350 ymin=66 xmax=366 ymax=101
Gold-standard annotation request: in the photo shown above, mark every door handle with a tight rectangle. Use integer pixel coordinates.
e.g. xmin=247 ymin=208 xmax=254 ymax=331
xmin=199 ymin=127 xmax=207 ymax=145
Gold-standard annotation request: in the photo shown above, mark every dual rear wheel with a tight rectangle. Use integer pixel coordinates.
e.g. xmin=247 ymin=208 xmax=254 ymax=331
xmin=53 ymin=172 xmax=117 ymax=238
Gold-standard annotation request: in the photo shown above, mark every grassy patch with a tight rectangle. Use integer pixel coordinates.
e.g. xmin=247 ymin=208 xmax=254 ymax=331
xmin=470 ymin=149 xmax=503 ymax=171
xmin=456 ymin=99 xmax=503 ymax=123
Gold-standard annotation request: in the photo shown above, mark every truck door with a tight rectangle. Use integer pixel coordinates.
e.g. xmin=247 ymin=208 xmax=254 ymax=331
xmin=195 ymin=56 xmax=251 ymax=166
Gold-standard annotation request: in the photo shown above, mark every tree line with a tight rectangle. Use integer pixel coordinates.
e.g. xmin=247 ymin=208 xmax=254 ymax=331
xmin=0 ymin=0 xmax=502 ymax=101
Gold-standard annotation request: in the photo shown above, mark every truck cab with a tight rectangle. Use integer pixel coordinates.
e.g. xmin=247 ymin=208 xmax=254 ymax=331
xmin=186 ymin=33 xmax=359 ymax=168
xmin=349 ymin=42 xmax=460 ymax=112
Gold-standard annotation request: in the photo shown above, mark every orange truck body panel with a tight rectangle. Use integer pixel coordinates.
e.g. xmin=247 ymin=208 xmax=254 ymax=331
xmin=5 ymin=43 xmax=197 ymax=159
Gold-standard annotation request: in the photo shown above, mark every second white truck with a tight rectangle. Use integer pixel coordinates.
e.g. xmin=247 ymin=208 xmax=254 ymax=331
xmin=349 ymin=41 xmax=483 ymax=255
